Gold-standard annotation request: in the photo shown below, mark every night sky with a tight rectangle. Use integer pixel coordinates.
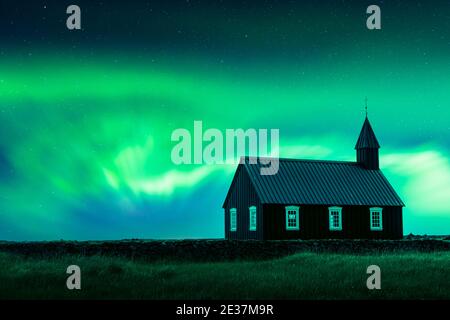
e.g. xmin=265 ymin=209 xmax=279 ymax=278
xmin=0 ymin=0 xmax=449 ymax=240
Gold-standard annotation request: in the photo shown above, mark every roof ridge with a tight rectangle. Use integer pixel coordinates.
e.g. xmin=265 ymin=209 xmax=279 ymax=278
xmin=241 ymin=156 xmax=358 ymax=165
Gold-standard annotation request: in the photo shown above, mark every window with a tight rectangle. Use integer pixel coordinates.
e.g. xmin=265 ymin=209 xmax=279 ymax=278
xmin=328 ymin=206 xmax=343 ymax=231
xmin=230 ymin=208 xmax=237 ymax=232
xmin=370 ymin=207 xmax=383 ymax=231
xmin=285 ymin=206 xmax=300 ymax=230
xmin=249 ymin=206 xmax=257 ymax=231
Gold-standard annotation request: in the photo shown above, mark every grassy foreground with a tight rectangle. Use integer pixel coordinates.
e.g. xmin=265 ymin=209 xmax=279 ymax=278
xmin=0 ymin=251 xmax=449 ymax=299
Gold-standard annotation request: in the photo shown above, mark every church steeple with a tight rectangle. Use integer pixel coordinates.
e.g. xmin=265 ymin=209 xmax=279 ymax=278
xmin=355 ymin=113 xmax=380 ymax=170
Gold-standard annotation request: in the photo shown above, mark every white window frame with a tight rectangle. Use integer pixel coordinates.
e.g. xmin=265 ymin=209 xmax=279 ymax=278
xmin=249 ymin=206 xmax=257 ymax=231
xmin=285 ymin=206 xmax=300 ymax=231
xmin=230 ymin=208 xmax=237 ymax=232
xmin=370 ymin=207 xmax=383 ymax=231
xmin=328 ymin=206 xmax=343 ymax=231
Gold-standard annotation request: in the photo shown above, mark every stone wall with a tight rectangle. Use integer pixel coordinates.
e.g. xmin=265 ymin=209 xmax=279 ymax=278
xmin=0 ymin=239 xmax=449 ymax=262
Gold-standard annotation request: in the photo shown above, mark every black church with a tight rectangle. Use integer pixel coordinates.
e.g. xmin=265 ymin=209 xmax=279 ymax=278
xmin=223 ymin=116 xmax=404 ymax=240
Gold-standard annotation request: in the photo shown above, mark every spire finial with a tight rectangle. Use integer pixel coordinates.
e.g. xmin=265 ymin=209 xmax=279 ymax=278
xmin=365 ymin=97 xmax=368 ymax=118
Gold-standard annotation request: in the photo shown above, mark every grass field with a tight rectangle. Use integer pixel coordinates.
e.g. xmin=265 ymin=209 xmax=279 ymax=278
xmin=0 ymin=251 xmax=449 ymax=299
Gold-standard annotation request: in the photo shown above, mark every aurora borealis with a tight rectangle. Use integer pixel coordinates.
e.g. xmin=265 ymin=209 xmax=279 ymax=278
xmin=0 ymin=0 xmax=449 ymax=240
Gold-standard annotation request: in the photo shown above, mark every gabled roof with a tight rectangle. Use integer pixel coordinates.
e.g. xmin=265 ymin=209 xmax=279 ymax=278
xmin=224 ymin=157 xmax=404 ymax=207
xmin=355 ymin=117 xmax=380 ymax=149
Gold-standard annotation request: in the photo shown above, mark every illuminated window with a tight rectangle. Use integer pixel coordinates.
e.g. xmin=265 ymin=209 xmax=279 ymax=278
xmin=285 ymin=206 xmax=299 ymax=230
xmin=329 ymin=206 xmax=343 ymax=231
xmin=370 ymin=207 xmax=383 ymax=231
xmin=249 ymin=206 xmax=257 ymax=231
xmin=230 ymin=208 xmax=237 ymax=232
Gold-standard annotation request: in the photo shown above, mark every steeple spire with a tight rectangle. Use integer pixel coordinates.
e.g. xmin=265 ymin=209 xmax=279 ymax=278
xmin=355 ymin=117 xmax=380 ymax=149
xmin=365 ymin=97 xmax=368 ymax=118
xmin=355 ymin=109 xmax=380 ymax=170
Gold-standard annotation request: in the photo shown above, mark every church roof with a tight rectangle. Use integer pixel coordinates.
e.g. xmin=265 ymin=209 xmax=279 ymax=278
xmin=223 ymin=157 xmax=404 ymax=207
